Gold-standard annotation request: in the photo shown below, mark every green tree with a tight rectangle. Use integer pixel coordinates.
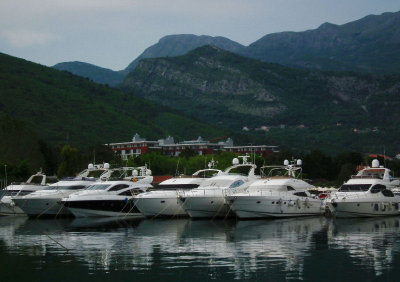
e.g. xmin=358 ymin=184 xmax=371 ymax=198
xmin=57 ymin=145 xmax=80 ymax=177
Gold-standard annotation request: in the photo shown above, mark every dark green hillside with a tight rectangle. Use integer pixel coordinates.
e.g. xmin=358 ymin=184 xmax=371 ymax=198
xmin=53 ymin=61 xmax=125 ymax=86
xmin=122 ymin=46 xmax=400 ymax=154
xmin=0 ymin=52 xmax=226 ymax=149
xmin=0 ymin=115 xmax=44 ymax=168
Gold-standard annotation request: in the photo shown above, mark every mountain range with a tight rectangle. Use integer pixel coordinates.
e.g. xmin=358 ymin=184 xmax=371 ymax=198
xmin=2 ymin=9 xmax=400 ymax=167
xmin=121 ymin=45 xmax=400 ymax=154
xmin=54 ymin=11 xmax=400 ymax=86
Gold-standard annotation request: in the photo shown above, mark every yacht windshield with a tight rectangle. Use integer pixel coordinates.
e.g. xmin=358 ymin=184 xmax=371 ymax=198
xmin=229 ymin=180 xmax=245 ymax=189
xmin=86 ymin=184 xmax=111 ymax=190
xmin=338 ymin=184 xmax=371 ymax=192
xmin=86 ymin=170 xmax=104 ymax=178
xmin=29 ymin=176 xmax=44 ymax=184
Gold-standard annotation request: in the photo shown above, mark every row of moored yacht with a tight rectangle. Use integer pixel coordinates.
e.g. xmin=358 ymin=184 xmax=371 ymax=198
xmin=1 ymin=157 xmax=400 ymax=219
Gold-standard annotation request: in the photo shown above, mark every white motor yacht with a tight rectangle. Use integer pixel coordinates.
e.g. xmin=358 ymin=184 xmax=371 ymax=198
xmin=179 ymin=156 xmax=258 ymax=218
xmin=61 ymin=180 xmax=151 ymax=217
xmin=0 ymin=171 xmax=58 ymax=216
xmin=325 ymin=159 xmax=400 ymax=217
xmin=12 ymin=163 xmax=109 ymax=218
xmin=134 ymin=167 xmax=222 ymax=218
xmin=226 ymin=159 xmax=323 ymax=218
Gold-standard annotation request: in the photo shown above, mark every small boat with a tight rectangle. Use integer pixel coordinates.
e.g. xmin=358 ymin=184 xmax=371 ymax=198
xmin=0 ymin=171 xmax=58 ymax=216
xmin=12 ymin=163 xmax=109 ymax=218
xmin=179 ymin=155 xmax=258 ymax=218
xmin=61 ymin=180 xmax=151 ymax=217
xmin=226 ymin=159 xmax=323 ymax=218
xmin=325 ymin=159 xmax=400 ymax=217
xmin=134 ymin=165 xmax=222 ymax=218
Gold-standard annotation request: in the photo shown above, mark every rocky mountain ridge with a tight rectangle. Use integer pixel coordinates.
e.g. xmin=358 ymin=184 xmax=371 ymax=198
xmin=121 ymin=45 xmax=400 ymax=153
xmin=53 ymin=11 xmax=400 ymax=85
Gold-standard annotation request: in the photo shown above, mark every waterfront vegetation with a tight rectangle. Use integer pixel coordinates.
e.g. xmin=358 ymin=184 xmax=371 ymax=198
xmin=2 ymin=143 xmax=400 ymax=188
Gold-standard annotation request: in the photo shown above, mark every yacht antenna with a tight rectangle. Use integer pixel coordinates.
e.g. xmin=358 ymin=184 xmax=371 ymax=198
xmin=4 ymin=165 xmax=7 ymax=187
xmin=383 ymin=146 xmax=387 ymax=167
xmin=176 ymin=159 xmax=180 ymax=176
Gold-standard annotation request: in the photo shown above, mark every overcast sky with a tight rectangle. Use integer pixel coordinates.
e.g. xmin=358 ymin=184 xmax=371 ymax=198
xmin=0 ymin=0 xmax=399 ymax=70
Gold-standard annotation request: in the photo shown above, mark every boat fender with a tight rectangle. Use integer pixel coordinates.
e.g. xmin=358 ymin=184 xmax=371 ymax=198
xmin=280 ymin=206 xmax=284 ymax=213
xmin=288 ymin=200 xmax=294 ymax=206
xmin=278 ymin=198 xmax=282 ymax=205
xmin=304 ymin=198 xmax=310 ymax=208
xmin=374 ymin=203 xmax=379 ymax=211
xmin=125 ymin=197 xmax=129 ymax=203
xmin=131 ymin=178 xmax=137 ymax=182
xmin=380 ymin=202 xmax=386 ymax=211
xmin=394 ymin=203 xmax=399 ymax=210
xmin=296 ymin=199 xmax=301 ymax=209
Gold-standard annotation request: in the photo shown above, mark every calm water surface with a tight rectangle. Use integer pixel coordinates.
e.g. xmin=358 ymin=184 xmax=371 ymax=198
xmin=0 ymin=216 xmax=399 ymax=281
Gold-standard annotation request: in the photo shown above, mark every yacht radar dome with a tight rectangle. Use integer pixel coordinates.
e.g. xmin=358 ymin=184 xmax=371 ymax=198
xmin=104 ymin=163 xmax=110 ymax=169
xmin=88 ymin=163 xmax=94 ymax=169
xmin=132 ymin=170 xmax=138 ymax=176
xmin=232 ymin=158 xmax=239 ymax=165
xmin=372 ymin=159 xmax=379 ymax=168
xmin=296 ymin=159 xmax=302 ymax=166
xmin=284 ymin=160 xmax=289 ymax=166
xmin=146 ymin=169 xmax=152 ymax=176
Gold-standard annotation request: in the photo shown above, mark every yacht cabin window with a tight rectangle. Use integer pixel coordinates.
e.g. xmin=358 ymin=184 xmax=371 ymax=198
xmin=109 ymin=184 xmax=130 ymax=191
xmin=118 ymin=188 xmax=144 ymax=196
xmin=381 ymin=189 xmax=394 ymax=197
xmin=338 ymin=184 xmax=371 ymax=192
xmin=294 ymin=192 xmax=308 ymax=197
xmin=370 ymin=184 xmax=386 ymax=194
xmin=86 ymin=184 xmax=111 ymax=190
xmin=45 ymin=185 xmax=86 ymax=190
xmin=287 ymin=186 xmax=295 ymax=191
xmin=229 ymin=180 xmax=245 ymax=189
xmin=157 ymin=184 xmax=200 ymax=189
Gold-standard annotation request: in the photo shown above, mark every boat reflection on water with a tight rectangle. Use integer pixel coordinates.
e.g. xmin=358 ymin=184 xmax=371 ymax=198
xmin=328 ymin=217 xmax=400 ymax=276
xmin=0 ymin=216 xmax=399 ymax=280
xmin=231 ymin=217 xmax=328 ymax=280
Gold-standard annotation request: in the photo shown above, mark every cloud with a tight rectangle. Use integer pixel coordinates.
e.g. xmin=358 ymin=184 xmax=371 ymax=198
xmin=0 ymin=29 xmax=58 ymax=48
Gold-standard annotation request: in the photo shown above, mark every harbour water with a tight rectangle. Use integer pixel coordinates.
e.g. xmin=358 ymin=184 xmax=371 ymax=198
xmin=0 ymin=216 xmax=400 ymax=281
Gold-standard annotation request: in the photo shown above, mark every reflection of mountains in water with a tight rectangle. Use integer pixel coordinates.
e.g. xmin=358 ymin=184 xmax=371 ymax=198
xmin=328 ymin=217 xmax=400 ymax=276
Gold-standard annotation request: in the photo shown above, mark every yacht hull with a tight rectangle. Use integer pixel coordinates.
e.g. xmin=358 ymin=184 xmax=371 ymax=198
xmin=63 ymin=199 xmax=143 ymax=218
xmin=181 ymin=196 xmax=231 ymax=218
xmin=134 ymin=197 xmax=186 ymax=217
xmin=12 ymin=197 xmax=70 ymax=217
xmin=229 ymin=196 xmax=323 ymax=219
xmin=326 ymin=201 xmax=400 ymax=218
